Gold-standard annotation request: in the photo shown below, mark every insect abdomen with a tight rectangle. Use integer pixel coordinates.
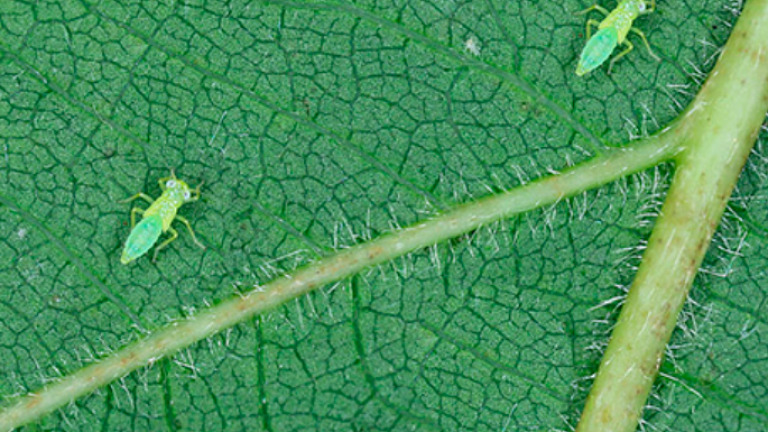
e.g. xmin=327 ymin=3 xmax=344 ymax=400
xmin=121 ymin=215 xmax=163 ymax=264
xmin=576 ymin=27 xmax=619 ymax=76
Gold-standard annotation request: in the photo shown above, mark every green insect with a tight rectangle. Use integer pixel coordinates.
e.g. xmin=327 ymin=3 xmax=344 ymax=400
xmin=575 ymin=0 xmax=661 ymax=76
xmin=120 ymin=170 xmax=205 ymax=264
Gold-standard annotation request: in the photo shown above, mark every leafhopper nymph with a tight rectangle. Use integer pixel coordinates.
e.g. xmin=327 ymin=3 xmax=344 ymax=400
xmin=120 ymin=171 xmax=205 ymax=264
xmin=576 ymin=0 xmax=661 ymax=76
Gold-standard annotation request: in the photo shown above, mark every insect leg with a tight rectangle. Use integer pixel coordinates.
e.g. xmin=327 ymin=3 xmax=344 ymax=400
xmin=644 ymin=0 xmax=656 ymax=13
xmin=175 ymin=215 xmax=206 ymax=250
xmin=189 ymin=181 xmax=205 ymax=203
xmin=629 ymin=27 xmax=661 ymax=61
xmin=152 ymin=227 xmax=179 ymax=262
xmin=585 ymin=18 xmax=601 ymax=40
xmin=608 ymin=39 xmax=634 ymax=74
xmin=575 ymin=4 xmax=610 ymax=16
xmin=119 ymin=192 xmax=154 ymax=205
xmin=129 ymin=207 xmax=145 ymax=228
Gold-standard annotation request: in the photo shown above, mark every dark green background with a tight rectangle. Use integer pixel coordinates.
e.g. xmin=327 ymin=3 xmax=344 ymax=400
xmin=0 ymin=0 xmax=766 ymax=430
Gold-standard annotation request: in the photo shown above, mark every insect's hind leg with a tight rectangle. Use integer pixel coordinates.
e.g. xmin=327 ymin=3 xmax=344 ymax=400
xmin=608 ymin=39 xmax=634 ymax=74
xmin=129 ymin=207 xmax=145 ymax=229
xmin=629 ymin=27 xmax=661 ymax=61
xmin=175 ymin=215 xmax=206 ymax=250
xmin=152 ymin=227 xmax=179 ymax=262
xmin=585 ymin=18 xmax=600 ymax=40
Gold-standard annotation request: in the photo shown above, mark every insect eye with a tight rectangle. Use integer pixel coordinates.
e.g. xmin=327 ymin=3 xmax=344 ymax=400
xmin=638 ymin=2 xmax=646 ymax=11
xmin=166 ymin=179 xmax=176 ymax=188
xmin=183 ymin=191 xmax=191 ymax=200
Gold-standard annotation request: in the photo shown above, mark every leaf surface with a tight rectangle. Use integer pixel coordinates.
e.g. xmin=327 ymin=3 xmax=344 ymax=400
xmin=0 ymin=0 xmax=766 ymax=430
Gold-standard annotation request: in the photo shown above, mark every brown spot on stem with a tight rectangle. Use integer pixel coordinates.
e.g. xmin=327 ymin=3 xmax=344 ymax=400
xmin=652 ymin=304 xmax=672 ymax=339
xmin=26 ymin=395 xmax=41 ymax=408
xmin=600 ymin=407 xmax=613 ymax=424
xmin=121 ymin=352 xmax=138 ymax=366
xmin=367 ymin=246 xmax=384 ymax=259
xmin=694 ymin=238 xmax=707 ymax=255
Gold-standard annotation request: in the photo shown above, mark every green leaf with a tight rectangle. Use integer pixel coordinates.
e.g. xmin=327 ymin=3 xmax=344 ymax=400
xmin=0 ymin=0 xmax=766 ymax=431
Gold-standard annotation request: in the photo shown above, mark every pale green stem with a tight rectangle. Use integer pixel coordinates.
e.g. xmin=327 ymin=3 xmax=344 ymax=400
xmin=3 ymin=3 xmax=767 ymax=430
xmin=576 ymin=0 xmax=768 ymax=430
xmin=0 ymin=137 xmax=677 ymax=430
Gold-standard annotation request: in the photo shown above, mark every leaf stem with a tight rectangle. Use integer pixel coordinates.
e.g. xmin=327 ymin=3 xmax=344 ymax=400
xmin=5 ymin=3 xmax=767 ymax=430
xmin=576 ymin=0 xmax=768 ymax=430
xmin=0 ymin=138 xmax=677 ymax=430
